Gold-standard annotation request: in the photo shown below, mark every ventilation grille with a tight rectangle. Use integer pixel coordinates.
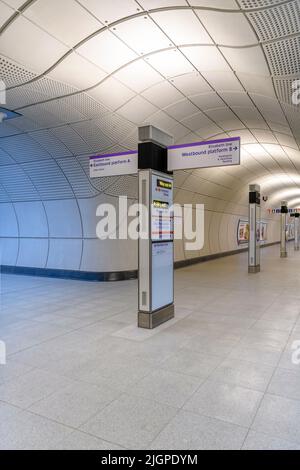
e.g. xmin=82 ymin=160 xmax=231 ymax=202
xmin=57 ymin=157 xmax=98 ymax=198
xmin=29 ymin=129 xmax=72 ymax=158
xmin=71 ymin=121 xmax=113 ymax=153
xmin=51 ymin=125 xmax=92 ymax=155
xmin=238 ymin=0 xmax=284 ymax=9
xmin=247 ymin=1 xmax=300 ymax=41
xmin=21 ymin=160 xmax=73 ymax=200
xmin=274 ymin=78 xmax=300 ymax=107
xmin=264 ymin=37 xmax=300 ymax=76
xmin=0 ymin=148 xmax=15 ymax=165
xmin=0 ymin=134 xmax=50 ymax=163
xmin=105 ymin=175 xmax=138 ymax=199
xmin=0 ymin=165 xmax=39 ymax=201
xmin=0 ymin=56 xmax=37 ymax=88
xmin=7 ymin=77 xmax=77 ymax=109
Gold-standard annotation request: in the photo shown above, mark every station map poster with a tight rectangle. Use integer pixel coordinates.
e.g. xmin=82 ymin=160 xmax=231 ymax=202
xmin=238 ymin=219 xmax=268 ymax=245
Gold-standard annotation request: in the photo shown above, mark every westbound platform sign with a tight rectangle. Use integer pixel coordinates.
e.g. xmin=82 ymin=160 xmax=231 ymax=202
xmin=90 ymin=136 xmax=240 ymax=177
xmin=90 ymin=150 xmax=138 ymax=178
xmin=167 ymin=136 xmax=240 ymax=171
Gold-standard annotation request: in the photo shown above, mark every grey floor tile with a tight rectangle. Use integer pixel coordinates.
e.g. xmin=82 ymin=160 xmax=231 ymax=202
xmin=29 ymin=381 xmax=121 ymax=428
xmin=184 ymin=380 xmax=263 ymax=427
xmin=0 ymin=368 xmax=73 ymax=409
xmin=52 ymin=431 xmax=124 ymax=450
xmin=267 ymin=368 xmax=300 ymax=401
xmin=150 ymin=410 xmax=248 ymax=450
xmin=160 ymin=349 xmax=223 ymax=378
xmin=242 ymin=430 xmax=300 ymax=450
xmin=211 ymin=358 xmax=275 ymax=392
xmin=0 ymin=409 xmax=72 ymax=450
xmin=252 ymin=393 xmax=300 ymax=444
xmin=81 ymin=394 xmax=178 ymax=449
xmin=128 ymin=369 xmax=204 ymax=408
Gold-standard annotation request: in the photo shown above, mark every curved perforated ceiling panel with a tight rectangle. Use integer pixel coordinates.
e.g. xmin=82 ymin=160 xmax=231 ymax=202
xmin=0 ymin=0 xmax=299 ymax=271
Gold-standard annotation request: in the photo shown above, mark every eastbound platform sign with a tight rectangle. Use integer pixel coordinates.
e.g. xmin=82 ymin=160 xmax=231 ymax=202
xmin=167 ymin=137 xmax=240 ymax=171
xmin=90 ymin=150 xmax=138 ymax=178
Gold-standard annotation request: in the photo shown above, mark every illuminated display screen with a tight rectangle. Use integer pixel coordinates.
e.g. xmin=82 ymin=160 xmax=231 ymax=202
xmin=157 ymin=179 xmax=172 ymax=190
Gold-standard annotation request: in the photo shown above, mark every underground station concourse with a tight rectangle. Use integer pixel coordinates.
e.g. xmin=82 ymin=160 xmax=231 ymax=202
xmin=0 ymin=0 xmax=300 ymax=457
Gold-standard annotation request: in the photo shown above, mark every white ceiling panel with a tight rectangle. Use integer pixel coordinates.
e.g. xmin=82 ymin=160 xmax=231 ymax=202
xmin=117 ymin=96 xmax=158 ymax=123
xmin=196 ymin=11 xmax=257 ymax=46
xmin=171 ymin=72 xmax=211 ymax=95
xmin=250 ymin=94 xmax=287 ymax=125
xmin=220 ymin=92 xmax=253 ymax=108
xmin=190 ymin=0 xmax=238 ymax=8
xmin=49 ymin=52 xmax=107 ymax=90
xmin=189 ymin=92 xmax=224 ymax=110
xmin=151 ymin=10 xmax=212 ymax=45
xmin=146 ymin=49 xmax=195 ymax=78
xmin=229 ymin=129 xmax=257 ymax=144
xmin=113 ymin=16 xmax=171 ymax=55
xmin=182 ymin=45 xmax=230 ymax=72
xmin=142 ymin=81 xmax=183 ymax=108
xmin=220 ymin=46 xmax=269 ymax=75
xmin=0 ymin=1 xmax=14 ymax=26
xmin=87 ymin=78 xmax=135 ymax=111
xmin=0 ymin=16 xmax=68 ymax=72
xmin=169 ymin=122 xmax=190 ymax=141
xmin=164 ymin=99 xmax=199 ymax=120
xmin=2 ymin=0 xmax=24 ymax=9
xmin=139 ymin=0 xmax=187 ymax=9
xmin=196 ymin=123 xmax=224 ymax=138
xmin=275 ymin=134 xmax=298 ymax=149
xmin=181 ymin=112 xmax=212 ymax=132
xmin=24 ymin=0 xmax=100 ymax=47
xmin=251 ymin=130 xmax=278 ymax=144
xmin=238 ymin=74 xmax=276 ymax=97
xmin=202 ymin=71 xmax=243 ymax=92
xmin=114 ymin=60 xmax=163 ymax=92
xmin=145 ymin=110 xmax=178 ymax=132
xmin=77 ymin=30 xmax=137 ymax=73
xmin=78 ymin=0 xmax=139 ymax=24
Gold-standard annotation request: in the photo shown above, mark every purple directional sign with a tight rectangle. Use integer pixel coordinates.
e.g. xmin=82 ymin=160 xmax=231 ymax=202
xmin=167 ymin=137 xmax=241 ymax=171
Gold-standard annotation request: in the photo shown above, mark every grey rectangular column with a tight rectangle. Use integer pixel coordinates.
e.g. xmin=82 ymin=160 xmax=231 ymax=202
xmin=248 ymin=184 xmax=261 ymax=273
xmin=280 ymin=200 xmax=288 ymax=258
xmin=295 ymin=213 xmax=300 ymax=251
xmin=137 ymin=126 xmax=175 ymax=329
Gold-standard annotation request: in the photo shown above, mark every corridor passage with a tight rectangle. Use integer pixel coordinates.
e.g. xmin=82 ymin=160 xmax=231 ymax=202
xmin=1 ymin=244 xmax=300 ymax=450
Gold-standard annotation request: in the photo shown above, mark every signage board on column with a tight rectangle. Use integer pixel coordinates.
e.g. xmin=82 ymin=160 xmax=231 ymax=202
xmin=168 ymin=137 xmax=240 ymax=171
xmin=90 ymin=151 xmax=138 ymax=178
xmin=138 ymin=169 xmax=174 ymax=329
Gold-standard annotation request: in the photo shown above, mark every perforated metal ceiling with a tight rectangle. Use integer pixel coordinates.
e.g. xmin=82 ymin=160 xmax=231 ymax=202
xmin=0 ymin=0 xmax=299 ymax=206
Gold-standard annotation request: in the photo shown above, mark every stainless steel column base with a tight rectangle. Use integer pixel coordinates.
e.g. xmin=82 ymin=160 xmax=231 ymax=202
xmin=138 ymin=304 xmax=175 ymax=329
xmin=248 ymin=265 xmax=260 ymax=273
xmin=281 ymin=252 xmax=288 ymax=258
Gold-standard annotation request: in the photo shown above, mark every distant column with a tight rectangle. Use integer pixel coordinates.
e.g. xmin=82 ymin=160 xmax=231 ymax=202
xmin=248 ymin=184 xmax=261 ymax=273
xmin=280 ymin=200 xmax=288 ymax=258
xmin=295 ymin=213 xmax=300 ymax=251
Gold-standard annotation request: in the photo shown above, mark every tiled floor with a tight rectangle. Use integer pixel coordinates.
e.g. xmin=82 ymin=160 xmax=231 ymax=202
xmin=1 ymin=244 xmax=300 ymax=449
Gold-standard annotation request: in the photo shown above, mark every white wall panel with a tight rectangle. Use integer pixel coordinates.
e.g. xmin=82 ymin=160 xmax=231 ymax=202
xmin=44 ymin=199 xmax=82 ymax=238
xmin=0 ymin=203 xmax=18 ymax=237
xmin=17 ymin=238 xmax=48 ymax=268
xmin=47 ymin=239 xmax=82 ymax=270
xmin=14 ymin=201 xmax=48 ymax=238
